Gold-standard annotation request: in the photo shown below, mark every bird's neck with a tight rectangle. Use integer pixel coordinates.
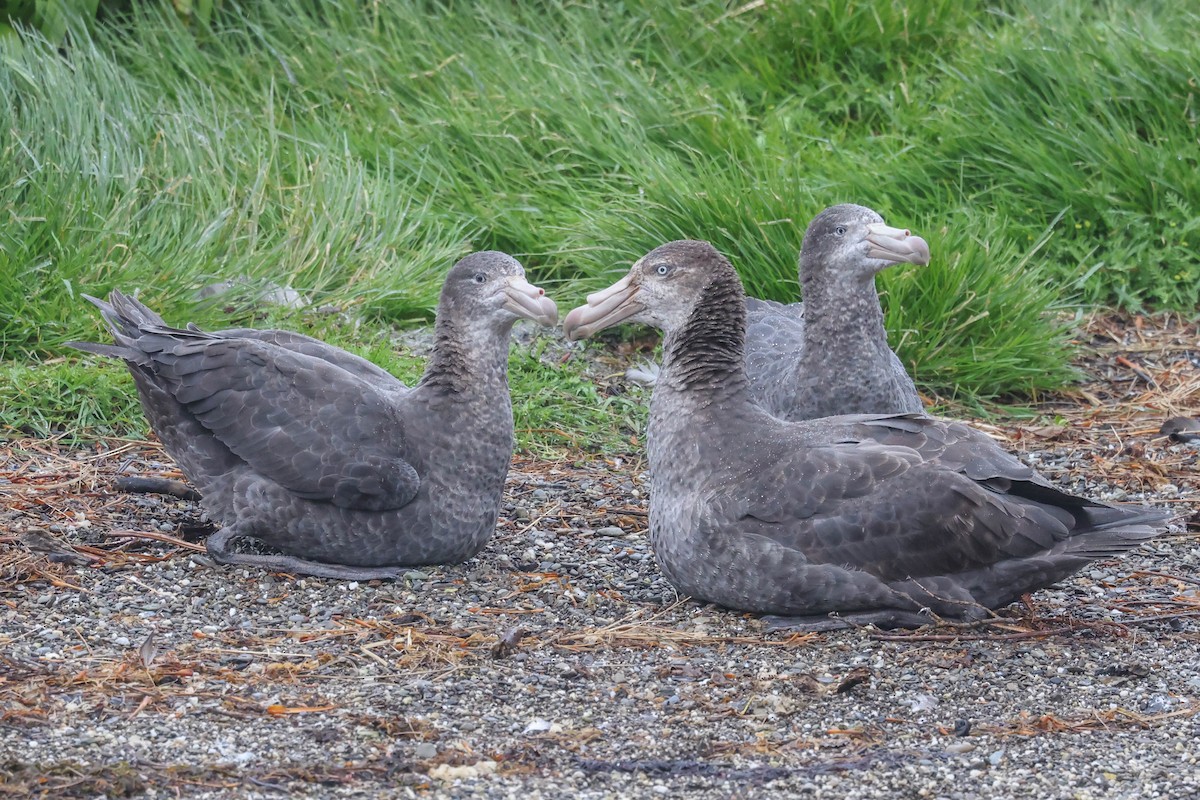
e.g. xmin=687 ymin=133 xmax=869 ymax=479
xmin=419 ymin=316 xmax=511 ymax=397
xmin=800 ymin=274 xmax=890 ymax=363
xmin=659 ymin=269 xmax=749 ymax=402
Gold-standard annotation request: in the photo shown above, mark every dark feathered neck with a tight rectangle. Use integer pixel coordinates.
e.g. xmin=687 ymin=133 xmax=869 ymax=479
xmin=800 ymin=271 xmax=888 ymax=359
xmin=661 ymin=266 xmax=749 ymax=396
xmin=419 ymin=315 xmax=511 ymax=396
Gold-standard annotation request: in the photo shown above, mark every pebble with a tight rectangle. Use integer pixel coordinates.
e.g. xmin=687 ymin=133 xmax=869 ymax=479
xmin=523 ymin=718 xmax=553 ymax=734
xmin=2 ymin=333 xmax=1197 ymax=799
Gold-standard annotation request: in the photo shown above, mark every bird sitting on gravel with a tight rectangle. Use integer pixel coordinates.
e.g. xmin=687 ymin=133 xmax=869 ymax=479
xmin=625 ymin=204 xmax=930 ymax=421
xmin=72 ymin=252 xmax=558 ymax=580
xmin=563 ymin=240 xmax=1172 ymax=630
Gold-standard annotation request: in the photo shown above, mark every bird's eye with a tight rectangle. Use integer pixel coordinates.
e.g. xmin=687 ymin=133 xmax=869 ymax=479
xmin=473 ymin=273 xmax=486 ymax=284
xmin=834 ymin=226 xmax=847 ymax=236
xmin=655 ymin=264 xmax=669 ymax=276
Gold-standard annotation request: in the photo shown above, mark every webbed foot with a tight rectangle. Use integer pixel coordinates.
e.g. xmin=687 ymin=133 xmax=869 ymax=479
xmin=113 ymin=475 xmax=201 ymax=501
xmin=762 ymin=608 xmax=935 ymax=632
xmin=205 ymin=527 xmax=403 ymax=580
xmin=625 ymin=360 xmax=661 ymax=386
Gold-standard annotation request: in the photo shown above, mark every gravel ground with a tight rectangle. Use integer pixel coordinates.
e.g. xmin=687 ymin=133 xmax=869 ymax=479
xmin=2 ymin=314 xmax=1198 ymax=799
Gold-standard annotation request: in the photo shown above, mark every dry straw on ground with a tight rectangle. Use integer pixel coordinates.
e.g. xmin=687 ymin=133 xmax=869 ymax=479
xmin=1 ymin=314 xmax=1197 ymax=798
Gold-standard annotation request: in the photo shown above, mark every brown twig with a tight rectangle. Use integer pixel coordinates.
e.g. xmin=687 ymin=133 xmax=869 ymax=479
xmin=869 ymin=626 xmax=1089 ymax=643
xmin=102 ymin=529 xmax=207 ymax=552
xmin=1114 ymin=355 xmax=1158 ymax=387
xmin=1120 ymin=610 xmax=1200 ymax=625
xmin=1128 ymin=570 xmax=1200 ymax=588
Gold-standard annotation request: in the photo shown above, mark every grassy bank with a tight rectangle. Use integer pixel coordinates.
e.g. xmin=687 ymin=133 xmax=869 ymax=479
xmin=2 ymin=0 xmax=1195 ymax=448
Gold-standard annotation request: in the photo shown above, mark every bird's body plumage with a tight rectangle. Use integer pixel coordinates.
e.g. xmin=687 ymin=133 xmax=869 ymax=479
xmin=73 ymin=252 xmax=557 ymax=578
xmin=565 ymin=240 xmax=1170 ymax=629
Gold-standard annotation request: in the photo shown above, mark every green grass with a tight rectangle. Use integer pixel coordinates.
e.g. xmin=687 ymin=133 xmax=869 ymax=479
xmin=0 ymin=360 xmax=143 ymax=436
xmin=4 ymin=313 xmax=644 ymax=455
xmin=2 ymin=0 xmax=1195 ymax=449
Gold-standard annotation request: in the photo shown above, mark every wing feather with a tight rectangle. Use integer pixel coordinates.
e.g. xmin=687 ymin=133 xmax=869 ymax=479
xmin=139 ymin=330 xmax=419 ymax=511
xmin=711 ymin=415 xmax=1099 ymax=581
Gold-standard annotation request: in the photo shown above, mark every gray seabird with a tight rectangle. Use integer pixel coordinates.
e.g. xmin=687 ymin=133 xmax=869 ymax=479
xmin=564 ymin=240 xmax=1170 ymax=630
xmin=73 ymin=251 xmax=558 ymax=580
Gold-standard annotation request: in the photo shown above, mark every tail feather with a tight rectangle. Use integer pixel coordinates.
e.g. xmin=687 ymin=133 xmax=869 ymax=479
xmin=97 ymin=290 xmax=167 ymax=333
xmin=1076 ymin=505 xmax=1174 ymax=532
xmin=1059 ymin=506 xmax=1174 ymax=560
xmin=963 ymin=504 xmax=1174 ymax=610
xmin=71 ymin=291 xmax=172 ymax=362
xmin=66 ymin=340 xmax=140 ymax=362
